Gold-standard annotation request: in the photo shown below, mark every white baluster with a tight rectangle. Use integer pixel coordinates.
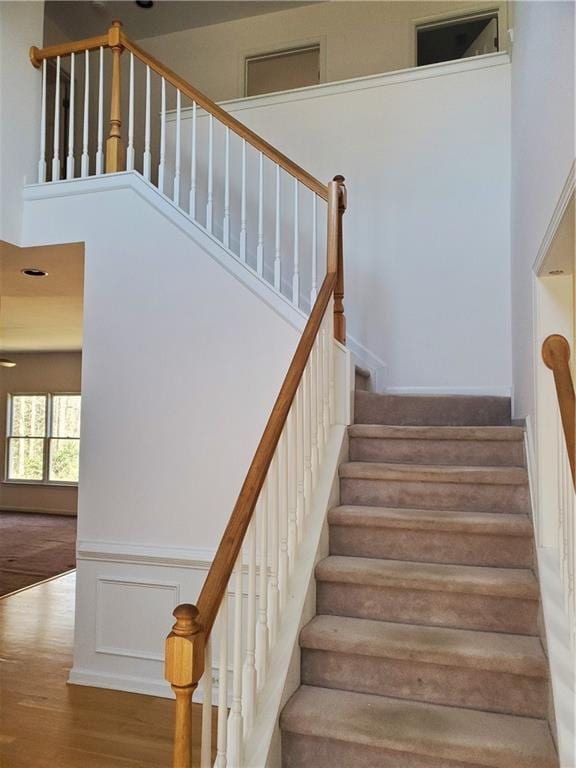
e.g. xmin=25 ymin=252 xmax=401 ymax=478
xmin=267 ymin=456 xmax=280 ymax=647
xmin=255 ymin=480 xmax=269 ymax=687
xmin=287 ymin=407 xmax=297 ymax=572
xmin=126 ymin=52 xmax=135 ymax=171
xmin=227 ymin=559 xmax=244 ymax=767
xmin=143 ymin=65 xmax=151 ymax=180
xmin=242 ymin=519 xmax=257 ymax=736
xmin=240 ymin=139 xmax=247 ymax=262
xmin=256 ymin=152 xmax=264 ymax=276
xmin=296 ymin=385 xmax=305 ymax=539
xmin=223 ymin=127 xmax=230 ymax=248
xmin=206 ymin=114 xmax=214 ymax=233
xmin=303 ymin=362 xmax=313 ymax=507
xmin=96 ymin=47 xmax=104 ymax=175
xmin=310 ymin=344 xmax=319 ymax=478
xmin=328 ymin=298 xmax=336 ymax=424
xmin=52 ymin=56 xmax=61 ymax=181
xmin=274 ymin=164 xmax=281 ymax=290
xmin=310 ymin=194 xmax=318 ymax=303
xmin=200 ymin=636 xmax=212 ymax=768
xmin=215 ymin=599 xmax=228 ymax=768
xmin=158 ymin=76 xmax=166 ymax=192
xmin=278 ymin=432 xmax=289 ymax=612
xmin=80 ymin=51 xmax=89 ymax=177
xmin=316 ymin=332 xmax=325 ymax=463
xmin=189 ymin=101 xmax=197 ymax=217
xmin=322 ymin=322 xmax=330 ymax=444
xmin=66 ymin=53 xmax=75 ymax=179
xmin=173 ymin=89 xmax=181 ymax=205
xmin=292 ymin=178 xmax=300 ymax=306
xmin=38 ymin=59 xmax=47 ymax=182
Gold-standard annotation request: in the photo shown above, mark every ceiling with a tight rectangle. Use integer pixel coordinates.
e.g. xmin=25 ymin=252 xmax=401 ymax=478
xmin=0 ymin=241 xmax=84 ymax=353
xmin=45 ymin=1 xmax=318 ymax=42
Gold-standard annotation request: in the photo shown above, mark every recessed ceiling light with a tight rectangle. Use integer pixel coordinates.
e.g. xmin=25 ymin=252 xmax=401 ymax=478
xmin=21 ymin=268 xmax=48 ymax=277
xmin=0 ymin=358 xmax=17 ymax=368
xmin=135 ymin=0 xmax=154 ymax=8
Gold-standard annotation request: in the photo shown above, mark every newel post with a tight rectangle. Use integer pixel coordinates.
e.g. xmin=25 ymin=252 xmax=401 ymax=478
xmin=331 ymin=175 xmax=347 ymax=344
xmin=165 ymin=604 xmax=205 ymax=768
xmin=106 ymin=20 xmax=125 ymax=173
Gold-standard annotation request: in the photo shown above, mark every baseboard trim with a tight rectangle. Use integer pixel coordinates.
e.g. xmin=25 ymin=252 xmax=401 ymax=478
xmin=0 ymin=506 xmax=76 ymax=516
xmin=68 ymin=667 xmax=173 ymax=698
xmin=346 ymin=334 xmax=387 ymax=392
xmin=383 ymin=385 xmax=512 ymax=397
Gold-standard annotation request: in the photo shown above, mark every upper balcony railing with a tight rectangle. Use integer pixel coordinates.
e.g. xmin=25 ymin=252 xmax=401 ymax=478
xmin=30 ymin=21 xmax=340 ymax=323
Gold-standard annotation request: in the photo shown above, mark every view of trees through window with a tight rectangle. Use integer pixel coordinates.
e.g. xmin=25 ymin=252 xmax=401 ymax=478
xmin=7 ymin=394 xmax=81 ymax=483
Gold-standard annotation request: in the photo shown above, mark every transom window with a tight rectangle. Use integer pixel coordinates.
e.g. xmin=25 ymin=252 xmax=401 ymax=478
xmin=6 ymin=393 xmax=81 ymax=484
xmin=245 ymin=45 xmax=321 ymax=97
xmin=417 ymin=12 xmax=500 ymax=67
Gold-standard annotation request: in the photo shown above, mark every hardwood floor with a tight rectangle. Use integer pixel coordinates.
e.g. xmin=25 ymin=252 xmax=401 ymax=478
xmin=0 ymin=572 xmax=209 ymax=768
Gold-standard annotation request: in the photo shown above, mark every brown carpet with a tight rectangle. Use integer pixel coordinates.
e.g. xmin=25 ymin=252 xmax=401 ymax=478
xmin=0 ymin=512 xmax=77 ymax=597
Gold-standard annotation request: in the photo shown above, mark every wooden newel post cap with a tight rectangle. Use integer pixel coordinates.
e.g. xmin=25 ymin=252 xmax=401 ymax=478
xmin=165 ymin=604 xmax=205 ymax=688
xmin=542 ymin=334 xmax=571 ymax=370
xmin=332 ymin=175 xmax=347 ymax=210
xmin=108 ymin=19 xmax=124 ymax=47
xmin=171 ymin=603 xmax=201 ymax=636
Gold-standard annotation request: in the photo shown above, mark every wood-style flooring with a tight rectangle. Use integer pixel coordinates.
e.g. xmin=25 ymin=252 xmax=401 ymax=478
xmin=0 ymin=572 xmax=210 ymax=767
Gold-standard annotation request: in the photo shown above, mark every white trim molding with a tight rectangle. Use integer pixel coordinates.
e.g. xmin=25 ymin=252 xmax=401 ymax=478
xmin=23 ymin=172 xmax=308 ymax=335
xmin=167 ymin=52 xmax=510 ymax=120
xmin=346 ymin=333 xmax=387 ymax=393
xmin=533 ymin=159 xmax=576 ymax=276
xmin=77 ymin=539 xmax=216 ymax=570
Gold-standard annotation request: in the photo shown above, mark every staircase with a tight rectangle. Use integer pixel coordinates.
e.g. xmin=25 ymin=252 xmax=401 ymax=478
xmin=280 ymin=391 xmax=558 ymax=768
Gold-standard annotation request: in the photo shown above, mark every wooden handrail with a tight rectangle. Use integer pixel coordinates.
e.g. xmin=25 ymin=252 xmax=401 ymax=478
xmin=121 ymin=35 xmax=328 ymax=199
xmin=29 ymin=21 xmax=329 ymax=199
xmin=30 ymin=34 xmax=109 ymax=67
xmin=197 ymin=271 xmax=336 ymax=638
xmin=165 ymin=177 xmax=345 ymax=767
xmin=542 ymin=334 xmax=576 ymax=488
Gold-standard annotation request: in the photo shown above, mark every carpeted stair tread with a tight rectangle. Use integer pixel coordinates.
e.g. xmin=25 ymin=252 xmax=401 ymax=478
xmin=300 ymin=615 xmax=547 ymax=677
xmin=339 ymin=462 xmax=528 ymax=485
xmin=280 ymin=686 xmax=556 ymax=768
xmin=348 ymin=425 xmax=524 ymax=441
xmin=316 ymin=556 xmax=539 ymax=599
xmin=354 ymin=392 xmax=512 ymax=427
xmin=328 ymin=505 xmax=532 ymax=536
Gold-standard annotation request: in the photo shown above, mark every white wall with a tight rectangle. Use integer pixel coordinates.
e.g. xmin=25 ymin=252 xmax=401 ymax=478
xmin=0 ymin=1 xmax=44 ymax=244
xmin=510 ymin=0 xmax=575 ymax=420
xmin=194 ymin=55 xmax=512 ymax=394
xmin=21 ymin=176 xmax=300 ymax=550
xmin=139 ymin=1 xmax=507 ymax=102
xmin=21 ymin=172 xmax=303 ymax=693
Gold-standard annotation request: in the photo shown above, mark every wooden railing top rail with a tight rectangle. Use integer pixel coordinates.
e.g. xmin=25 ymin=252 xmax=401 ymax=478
xmin=29 ymin=21 xmax=329 ymax=200
xmin=542 ymin=334 xmax=576 ymax=488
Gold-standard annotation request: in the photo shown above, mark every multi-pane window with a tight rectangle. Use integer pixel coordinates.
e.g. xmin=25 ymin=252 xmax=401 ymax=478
xmin=6 ymin=394 xmax=81 ymax=484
